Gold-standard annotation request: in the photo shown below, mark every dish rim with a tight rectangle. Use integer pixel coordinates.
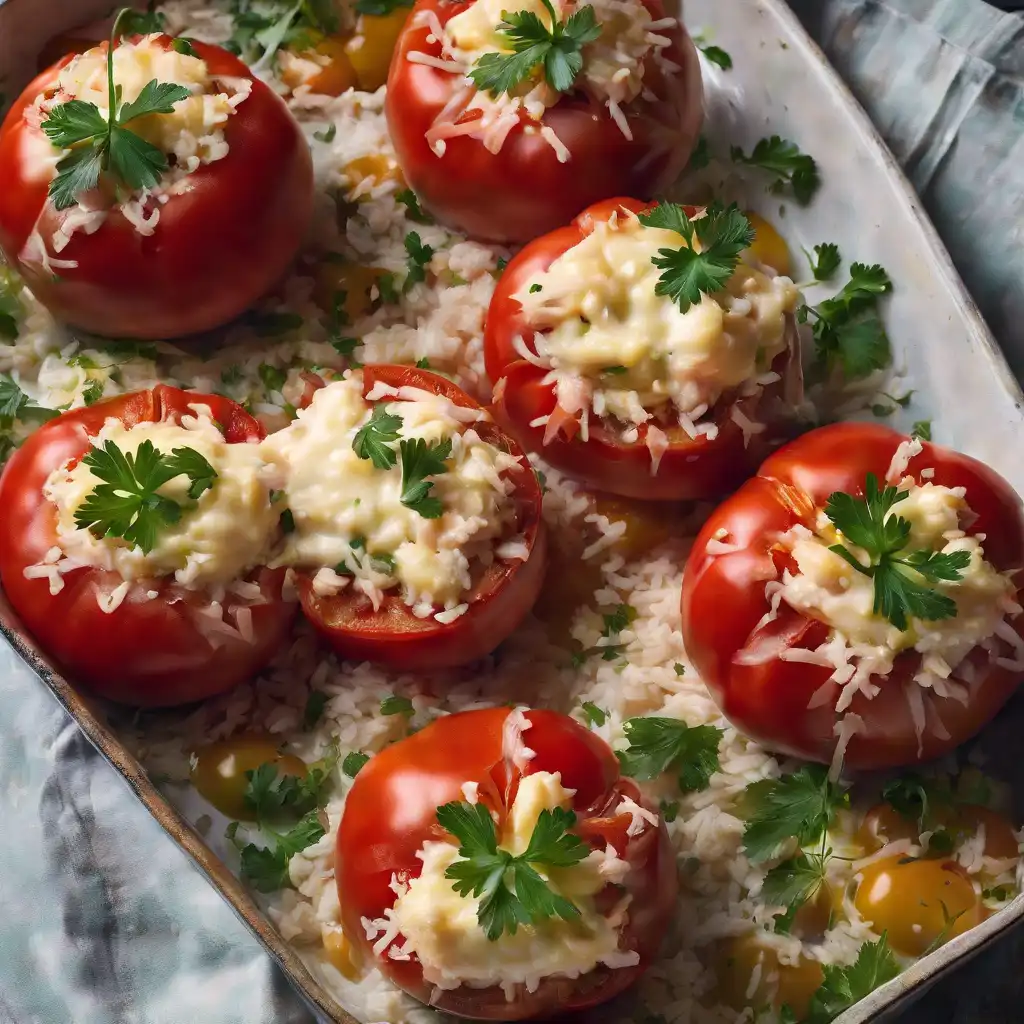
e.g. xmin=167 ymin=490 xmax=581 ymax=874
xmin=0 ymin=0 xmax=1023 ymax=1022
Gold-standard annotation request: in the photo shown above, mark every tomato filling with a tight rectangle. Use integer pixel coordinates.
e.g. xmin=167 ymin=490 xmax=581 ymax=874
xmin=261 ymin=373 xmax=527 ymax=621
xmin=513 ymin=207 xmax=797 ymax=450
xmin=411 ymin=0 xmax=681 ymax=161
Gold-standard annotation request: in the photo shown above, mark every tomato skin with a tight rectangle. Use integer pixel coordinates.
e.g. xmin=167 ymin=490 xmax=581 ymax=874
xmin=336 ymin=708 xmax=677 ymax=1019
xmin=484 ymin=198 xmax=803 ymax=501
xmin=681 ymin=422 xmax=1024 ymax=769
xmin=0 ymin=386 xmax=295 ymax=707
xmin=384 ymin=0 xmax=703 ymax=244
xmin=296 ymin=365 xmax=548 ymax=672
xmin=0 ymin=36 xmax=315 ymax=340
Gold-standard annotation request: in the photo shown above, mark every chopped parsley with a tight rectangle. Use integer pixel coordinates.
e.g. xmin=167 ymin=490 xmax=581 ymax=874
xmin=258 ymin=362 xmax=288 ymax=394
xmin=871 ymin=390 xmax=914 ymax=418
xmin=342 ymin=751 xmax=370 ymax=778
xmin=687 ymin=134 xmax=710 ymax=171
xmin=227 ymin=0 xmax=340 ymax=64
xmin=303 ymin=690 xmax=328 ymax=729
xmin=799 ymin=262 xmax=893 ymax=380
xmin=638 ymin=202 xmax=754 ymax=314
xmin=380 ymin=694 xmax=414 ymax=717
xmin=572 ymin=603 xmax=637 ymax=665
xmin=396 ymin=188 xmax=432 ymax=224
xmin=415 ymin=358 xmax=432 ymax=369
xmin=0 ymin=272 xmax=23 ymax=340
xmin=313 ymin=123 xmax=337 ymax=144
xmin=660 ymin=799 xmax=680 ymax=823
xmin=399 ymin=436 xmax=452 ymax=518
xmin=72 ymin=440 xmax=218 ymax=553
xmin=331 ymin=335 xmax=362 ymax=365
xmin=81 ymin=379 xmax=105 ymax=406
xmin=468 ymin=0 xmax=601 ymax=97
xmin=825 ymin=473 xmax=971 ymax=629
xmin=352 ymin=405 xmax=402 ymax=470
xmin=912 ymin=420 xmax=932 ymax=442
xmin=437 ymin=800 xmax=588 ymax=941
xmin=699 ymin=44 xmax=732 ymax=70
xmin=376 ymin=272 xmax=400 ymax=306
xmin=804 ymin=242 xmax=841 ymax=282
xmin=229 ymin=812 xmax=326 ymax=893
xmin=580 ymin=701 xmax=607 ymax=727
xmin=730 ymin=135 xmax=821 ymax=205
xmin=801 ymin=935 xmax=900 ymax=1023
xmin=403 ymin=231 xmax=434 ymax=291
xmin=243 ymin=751 xmax=337 ymax=826
xmin=618 ymin=717 xmax=723 ymax=794
xmin=674 ymin=663 xmax=686 ymax=677
xmin=41 ymin=11 xmax=192 ymax=211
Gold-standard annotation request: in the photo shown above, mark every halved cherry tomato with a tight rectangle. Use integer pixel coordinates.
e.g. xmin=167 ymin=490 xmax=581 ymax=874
xmin=336 ymin=707 xmax=677 ymax=1019
xmin=345 ymin=10 xmax=412 ymax=92
xmin=0 ymin=36 xmax=314 ymax=339
xmin=0 ymin=386 xmax=295 ymax=706
xmin=282 ymin=35 xmax=359 ymax=96
xmin=485 ymin=198 xmax=803 ymax=500
xmin=681 ymin=423 xmax=1024 ymax=769
xmin=385 ymin=0 xmax=703 ymax=243
xmin=296 ymin=365 xmax=547 ymax=672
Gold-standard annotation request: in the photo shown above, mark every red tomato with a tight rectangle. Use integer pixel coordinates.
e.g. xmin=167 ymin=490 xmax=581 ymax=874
xmin=0 ymin=386 xmax=295 ymax=707
xmin=296 ymin=365 xmax=548 ymax=671
xmin=385 ymin=0 xmax=703 ymax=243
xmin=0 ymin=35 xmax=314 ymax=339
xmin=681 ymin=422 xmax=1024 ymax=769
xmin=336 ymin=707 xmax=677 ymax=1019
xmin=484 ymin=198 xmax=803 ymax=501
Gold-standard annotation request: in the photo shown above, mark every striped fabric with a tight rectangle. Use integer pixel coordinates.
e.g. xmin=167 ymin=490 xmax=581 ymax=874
xmin=2 ymin=2 xmax=1024 ymax=1022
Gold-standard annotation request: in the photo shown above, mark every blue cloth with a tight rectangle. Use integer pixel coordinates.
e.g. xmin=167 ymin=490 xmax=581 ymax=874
xmin=3 ymin=3 xmax=1024 ymax=1023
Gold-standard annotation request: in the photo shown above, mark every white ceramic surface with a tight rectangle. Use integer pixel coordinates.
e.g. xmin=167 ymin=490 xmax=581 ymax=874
xmin=1 ymin=1 xmax=1023 ymax=1022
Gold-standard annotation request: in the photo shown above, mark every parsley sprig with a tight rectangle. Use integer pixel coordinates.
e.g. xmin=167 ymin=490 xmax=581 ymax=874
xmin=243 ymin=750 xmax=338 ymax=826
xmin=352 ymin=405 xmax=402 ymax=469
xmin=469 ymin=0 xmax=602 ymax=97
xmin=798 ymin=935 xmax=900 ymax=1024
xmin=804 ymin=242 xmax=841 ymax=282
xmin=730 ymin=135 xmax=821 ymax=205
xmin=799 ymin=261 xmax=893 ymax=380
xmin=437 ymin=800 xmax=588 ymax=941
xmin=400 ymin=437 xmax=451 ymax=518
xmin=0 ymin=374 xmax=57 ymax=425
xmin=41 ymin=9 xmax=192 ymax=211
xmin=73 ymin=439 xmax=218 ymax=553
xmin=825 ymin=473 xmax=971 ymax=630
xmin=228 ymin=812 xmax=326 ymax=893
xmin=638 ymin=202 xmax=754 ymax=314
xmin=618 ymin=717 xmax=723 ymax=794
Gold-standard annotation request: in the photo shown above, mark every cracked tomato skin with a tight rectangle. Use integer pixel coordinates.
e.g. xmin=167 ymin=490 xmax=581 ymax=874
xmin=484 ymin=198 xmax=804 ymax=500
xmin=296 ymin=365 xmax=548 ymax=672
xmin=384 ymin=0 xmax=703 ymax=243
xmin=0 ymin=36 xmax=314 ymax=339
xmin=336 ymin=707 xmax=677 ymax=1020
xmin=0 ymin=386 xmax=295 ymax=707
xmin=681 ymin=422 xmax=1024 ymax=769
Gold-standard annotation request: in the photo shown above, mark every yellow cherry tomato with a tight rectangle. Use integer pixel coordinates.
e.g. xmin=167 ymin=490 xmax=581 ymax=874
xmin=746 ymin=212 xmax=792 ymax=278
xmin=591 ymin=495 xmax=683 ymax=562
xmin=715 ymin=935 xmax=824 ymax=1020
xmin=856 ymin=802 xmax=920 ymax=852
xmin=343 ymin=153 xmax=406 ymax=192
xmin=281 ymin=35 xmax=359 ymax=96
xmin=955 ymin=805 xmax=1020 ymax=861
xmin=313 ymin=260 xmax=389 ymax=322
xmin=854 ymin=855 xmax=982 ymax=957
xmin=321 ymin=924 xmax=363 ymax=980
xmin=190 ymin=736 xmax=307 ymax=821
xmin=345 ymin=10 xmax=411 ymax=91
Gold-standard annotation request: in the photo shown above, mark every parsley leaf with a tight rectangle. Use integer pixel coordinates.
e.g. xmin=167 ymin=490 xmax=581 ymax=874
xmin=638 ymin=202 xmax=754 ymax=314
xmin=572 ymin=603 xmax=637 ymax=665
xmin=699 ymin=44 xmax=732 ymax=69
xmin=912 ymin=420 xmax=932 ymax=442
xmin=469 ymin=0 xmax=601 ymax=97
xmin=381 ymin=694 xmax=414 ymax=717
xmin=804 ymin=935 xmax=900 ymax=1024
xmin=618 ymin=717 xmax=723 ymax=794
xmin=303 ymin=690 xmax=328 ymax=729
xmin=0 ymin=374 xmax=57 ymax=423
xmin=741 ymin=765 xmax=848 ymax=863
xmin=0 ymin=279 xmax=22 ymax=340
xmin=72 ymin=439 xmax=218 ymax=553
xmin=799 ymin=263 xmax=893 ymax=380
xmin=352 ymin=405 xmax=403 ymax=470
xmin=243 ymin=751 xmax=337 ymax=825
xmin=805 ymin=242 xmax=841 ymax=282
xmin=404 ymin=231 xmax=434 ymax=291
xmin=731 ymin=135 xmax=821 ymax=204
xmin=313 ymin=123 xmax=337 ymax=143
xmin=396 ymin=188 xmax=433 ymax=224
xmin=687 ymin=134 xmax=710 ymax=171
xmin=41 ymin=10 xmax=191 ymax=210
xmin=825 ymin=473 xmax=971 ymax=629
xmin=120 ymin=4 xmax=166 ymax=34
xmin=580 ymin=701 xmax=607 ymax=727
xmin=437 ymin=800 xmax=587 ymax=941
xmin=82 ymin=379 xmax=105 ymax=406
xmin=763 ymin=851 xmax=829 ymax=933
xmin=236 ymin=811 xmax=326 ymax=893
xmin=342 ymin=751 xmax=370 ymax=778
xmin=399 ymin=436 xmax=451 ymax=518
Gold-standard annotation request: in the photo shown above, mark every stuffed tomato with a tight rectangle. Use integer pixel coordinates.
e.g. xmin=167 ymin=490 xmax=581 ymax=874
xmin=261 ymin=365 xmax=547 ymax=671
xmin=336 ymin=707 xmax=677 ymax=1019
xmin=0 ymin=386 xmax=294 ymax=706
xmin=0 ymin=22 xmax=314 ymax=338
xmin=681 ymin=422 xmax=1024 ymax=770
xmin=385 ymin=0 xmax=703 ymax=243
xmin=485 ymin=198 xmax=803 ymax=500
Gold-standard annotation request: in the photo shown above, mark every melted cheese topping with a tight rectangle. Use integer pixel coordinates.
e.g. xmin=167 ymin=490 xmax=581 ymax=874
xmin=772 ymin=478 xmax=1019 ymax=718
xmin=260 ymin=376 xmax=522 ymax=617
xmin=514 ymin=211 xmax=797 ymax=435
xmin=40 ymin=407 xmax=281 ymax=591
xmin=385 ymin=772 xmax=637 ymax=996
xmin=418 ymin=0 xmax=677 ymax=160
